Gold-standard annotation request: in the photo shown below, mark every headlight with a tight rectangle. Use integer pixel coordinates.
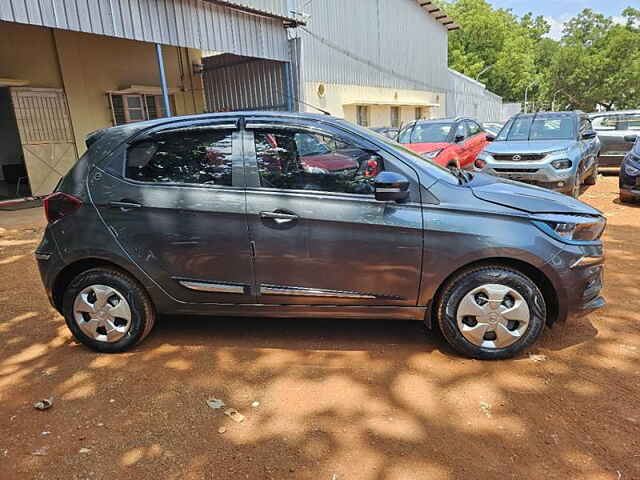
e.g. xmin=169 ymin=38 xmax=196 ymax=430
xmin=624 ymin=162 xmax=640 ymax=176
xmin=551 ymin=159 xmax=572 ymax=169
xmin=532 ymin=214 xmax=606 ymax=243
xmin=422 ymin=149 xmax=443 ymax=160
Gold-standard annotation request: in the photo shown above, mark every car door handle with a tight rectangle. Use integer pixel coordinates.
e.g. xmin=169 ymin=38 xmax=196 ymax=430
xmin=260 ymin=211 xmax=299 ymax=223
xmin=109 ymin=200 xmax=143 ymax=209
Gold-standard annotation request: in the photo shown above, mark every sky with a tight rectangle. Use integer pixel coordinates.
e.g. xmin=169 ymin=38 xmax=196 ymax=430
xmin=488 ymin=0 xmax=634 ymax=39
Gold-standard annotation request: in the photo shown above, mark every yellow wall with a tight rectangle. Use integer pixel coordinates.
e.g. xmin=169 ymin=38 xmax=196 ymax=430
xmin=0 ymin=22 xmax=205 ymax=157
xmin=304 ymin=82 xmax=447 ymax=127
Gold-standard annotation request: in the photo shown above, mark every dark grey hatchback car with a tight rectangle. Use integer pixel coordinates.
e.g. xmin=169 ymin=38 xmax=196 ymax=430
xmin=37 ymin=112 xmax=606 ymax=360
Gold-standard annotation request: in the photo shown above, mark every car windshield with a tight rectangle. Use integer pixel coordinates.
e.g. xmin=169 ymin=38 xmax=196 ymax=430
xmin=496 ymin=115 xmax=576 ymax=141
xmin=400 ymin=122 xmax=453 ymax=144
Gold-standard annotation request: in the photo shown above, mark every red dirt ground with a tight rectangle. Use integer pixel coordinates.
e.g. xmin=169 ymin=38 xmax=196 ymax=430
xmin=0 ymin=175 xmax=638 ymax=480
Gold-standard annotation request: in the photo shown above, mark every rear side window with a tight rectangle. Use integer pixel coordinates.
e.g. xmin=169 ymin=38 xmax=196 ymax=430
xmin=126 ymin=130 xmax=233 ymax=186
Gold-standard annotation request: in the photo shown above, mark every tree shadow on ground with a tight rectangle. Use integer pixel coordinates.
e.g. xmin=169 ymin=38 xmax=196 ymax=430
xmin=0 ymin=194 xmax=639 ymax=480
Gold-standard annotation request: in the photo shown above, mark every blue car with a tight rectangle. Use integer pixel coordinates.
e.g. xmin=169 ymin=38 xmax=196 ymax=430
xmin=619 ymin=133 xmax=640 ymax=202
xmin=474 ymin=112 xmax=600 ymax=198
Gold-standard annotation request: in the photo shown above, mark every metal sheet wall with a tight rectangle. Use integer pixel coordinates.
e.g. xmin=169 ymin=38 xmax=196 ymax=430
xmin=446 ymin=69 xmax=505 ymax=123
xmin=296 ymin=0 xmax=450 ymax=92
xmin=0 ymin=0 xmax=290 ymax=61
xmin=203 ymin=54 xmax=288 ymax=111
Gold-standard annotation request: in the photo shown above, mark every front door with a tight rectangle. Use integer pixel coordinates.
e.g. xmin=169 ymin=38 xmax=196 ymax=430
xmin=242 ymin=119 xmax=423 ymax=306
xmin=91 ymin=120 xmax=255 ymax=304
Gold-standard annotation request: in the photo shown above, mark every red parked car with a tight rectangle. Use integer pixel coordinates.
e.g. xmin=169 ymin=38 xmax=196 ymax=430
xmin=397 ymin=117 xmax=492 ymax=169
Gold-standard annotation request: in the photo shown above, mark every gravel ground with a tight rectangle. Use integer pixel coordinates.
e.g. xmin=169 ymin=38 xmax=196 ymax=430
xmin=0 ymin=175 xmax=638 ymax=480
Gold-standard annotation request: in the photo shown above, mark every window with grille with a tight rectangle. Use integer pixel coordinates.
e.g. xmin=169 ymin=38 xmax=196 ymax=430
xmin=108 ymin=93 xmax=176 ymax=126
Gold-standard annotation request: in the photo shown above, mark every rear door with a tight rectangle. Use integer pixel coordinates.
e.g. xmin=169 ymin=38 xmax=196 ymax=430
xmin=90 ymin=119 xmax=255 ymax=304
xmin=243 ymin=117 xmax=423 ymax=306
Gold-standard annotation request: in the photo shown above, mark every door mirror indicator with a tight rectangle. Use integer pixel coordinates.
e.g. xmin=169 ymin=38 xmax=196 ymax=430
xmin=581 ymin=130 xmax=597 ymax=140
xmin=624 ymin=134 xmax=638 ymax=143
xmin=485 ymin=134 xmax=495 ymax=142
xmin=374 ymin=172 xmax=410 ymax=202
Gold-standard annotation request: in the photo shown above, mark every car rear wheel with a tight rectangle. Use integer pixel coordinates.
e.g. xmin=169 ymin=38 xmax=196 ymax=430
xmin=62 ymin=268 xmax=156 ymax=353
xmin=435 ymin=265 xmax=546 ymax=360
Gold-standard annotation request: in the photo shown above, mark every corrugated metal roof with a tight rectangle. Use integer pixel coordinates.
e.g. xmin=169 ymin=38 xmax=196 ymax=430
xmin=0 ymin=0 xmax=295 ymax=61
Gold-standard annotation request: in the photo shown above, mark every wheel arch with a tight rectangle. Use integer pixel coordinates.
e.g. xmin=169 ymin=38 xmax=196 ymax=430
xmin=52 ymin=258 xmax=151 ymax=313
xmin=427 ymin=257 xmax=559 ymax=329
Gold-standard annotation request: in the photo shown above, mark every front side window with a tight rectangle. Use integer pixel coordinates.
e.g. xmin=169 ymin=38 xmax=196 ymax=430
xmin=466 ymin=121 xmax=482 ymax=136
xmin=408 ymin=122 xmax=453 ymax=143
xmin=126 ymin=130 xmax=233 ymax=186
xmin=454 ymin=122 xmax=468 ymax=141
xmin=254 ymin=130 xmax=382 ymax=195
xmin=592 ymin=114 xmax=640 ymax=131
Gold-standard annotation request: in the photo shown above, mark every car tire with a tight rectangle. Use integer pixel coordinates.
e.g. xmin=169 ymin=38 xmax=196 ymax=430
xmin=62 ymin=268 xmax=156 ymax=353
xmin=435 ymin=265 xmax=546 ymax=360
xmin=584 ymin=164 xmax=598 ymax=186
xmin=570 ymin=173 xmax=581 ymax=198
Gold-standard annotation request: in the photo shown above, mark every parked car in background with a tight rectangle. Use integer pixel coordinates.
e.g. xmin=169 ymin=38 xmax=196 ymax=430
xmin=397 ymin=117 xmax=490 ymax=169
xmin=370 ymin=126 xmax=399 ymax=140
xmin=474 ymin=112 xmax=600 ymax=198
xmin=482 ymin=122 xmax=504 ymax=137
xmin=36 ymin=111 xmax=605 ymax=360
xmin=619 ymin=133 xmax=640 ymax=202
xmin=590 ymin=110 xmax=640 ymax=168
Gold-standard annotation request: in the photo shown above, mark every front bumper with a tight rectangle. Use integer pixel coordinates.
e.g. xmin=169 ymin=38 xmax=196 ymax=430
xmin=478 ymin=158 xmax=577 ymax=193
xmin=551 ymin=245 xmax=606 ymax=322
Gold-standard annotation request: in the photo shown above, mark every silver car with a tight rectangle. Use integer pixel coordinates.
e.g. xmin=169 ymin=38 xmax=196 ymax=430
xmin=590 ymin=110 xmax=640 ymax=167
xmin=474 ymin=112 xmax=600 ymax=198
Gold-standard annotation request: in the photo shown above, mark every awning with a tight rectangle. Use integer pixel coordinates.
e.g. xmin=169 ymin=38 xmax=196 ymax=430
xmin=108 ymin=85 xmax=180 ymax=96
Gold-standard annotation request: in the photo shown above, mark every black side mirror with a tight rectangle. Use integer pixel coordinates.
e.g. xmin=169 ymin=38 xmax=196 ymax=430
xmin=374 ymin=171 xmax=410 ymax=202
xmin=581 ymin=130 xmax=597 ymax=140
xmin=485 ymin=134 xmax=495 ymax=142
xmin=624 ymin=134 xmax=638 ymax=143
xmin=454 ymin=135 xmax=465 ymax=143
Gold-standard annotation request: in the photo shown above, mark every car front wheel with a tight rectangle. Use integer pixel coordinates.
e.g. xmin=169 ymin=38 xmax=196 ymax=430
xmin=435 ymin=265 xmax=546 ymax=360
xmin=62 ymin=268 xmax=156 ymax=353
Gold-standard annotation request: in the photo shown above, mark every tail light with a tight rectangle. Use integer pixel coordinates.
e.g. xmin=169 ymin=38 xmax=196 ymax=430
xmin=44 ymin=192 xmax=82 ymax=223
